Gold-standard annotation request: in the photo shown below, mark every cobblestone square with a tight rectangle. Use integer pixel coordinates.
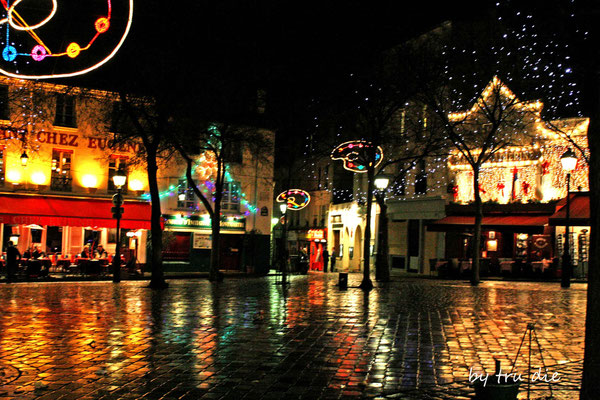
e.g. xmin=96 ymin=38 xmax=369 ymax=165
xmin=0 ymin=274 xmax=587 ymax=399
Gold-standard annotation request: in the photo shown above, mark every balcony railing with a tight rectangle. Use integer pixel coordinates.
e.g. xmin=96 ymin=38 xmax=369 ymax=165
xmin=50 ymin=175 xmax=72 ymax=192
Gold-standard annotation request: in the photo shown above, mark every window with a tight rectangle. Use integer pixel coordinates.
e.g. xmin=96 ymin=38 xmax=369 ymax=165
xmin=408 ymin=219 xmax=420 ymax=258
xmin=45 ymin=226 xmax=62 ymax=253
xmin=110 ymin=101 xmax=126 ymax=133
xmin=54 ymin=94 xmax=76 ymax=127
xmin=50 ymin=149 xmax=72 ymax=191
xmin=177 ymin=179 xmax=196 ymax=209
xmin=393 ymin=166 xmax=406 ymax=196
xmin=108 ymin=157 xmax=128 ymax=193
xmin=414 ymin=159 xmax=427 ymax=195
xmin=0 ymin=85 xmax=9 ymax=120
xmin=222 ymin=144 xmax=243 ymax=164
xmin=221 ymin=181 xmax=240 ymax=211
xmin=0 ymin=148 xmax=4 ymax=186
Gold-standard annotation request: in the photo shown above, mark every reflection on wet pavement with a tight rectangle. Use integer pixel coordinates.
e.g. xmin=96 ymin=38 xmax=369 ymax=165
xmin=0 ymin=274 xmax=586 ymax=399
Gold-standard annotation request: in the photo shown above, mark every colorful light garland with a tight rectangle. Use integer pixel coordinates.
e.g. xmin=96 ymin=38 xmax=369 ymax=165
xmin=141 ymin=160 xmax=259 ymax=216
xmin=276 ymin=189 xmax=311 ymax=210
xmin=0 ymin=0 xmax=133 ymax=79
xmin=331 ymin=140 xmax=383 ymax=173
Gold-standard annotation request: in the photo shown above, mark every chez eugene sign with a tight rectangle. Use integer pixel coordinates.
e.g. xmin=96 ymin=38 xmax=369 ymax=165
xmin=1 ymin=130 xmax=142 ymax=153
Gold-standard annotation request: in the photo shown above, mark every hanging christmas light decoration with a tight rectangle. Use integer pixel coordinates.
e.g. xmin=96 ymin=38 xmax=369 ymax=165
xmin=331 ymin=140 xmax=383 ymax=173
xmin=276 ymin=189 xmax=311 ymax=210
xmin=0 ymin=0 xmax=133 ymax=79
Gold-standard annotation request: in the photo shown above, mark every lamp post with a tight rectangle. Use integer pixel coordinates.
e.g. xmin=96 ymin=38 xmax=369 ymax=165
xmin=374 ymin=174 xmax=390 ymax=282
xmin=279 ymin=202 xmax=288 ymax=285
xmin=111 ymin=169 xmax=127 ymax=283
xmin=560 ymin=148 xmax=577 ymax=288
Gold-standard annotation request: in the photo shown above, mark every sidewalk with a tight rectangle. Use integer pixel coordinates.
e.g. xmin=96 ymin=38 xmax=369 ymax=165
xmin=0 ymin=273 xmax=586 ymax=399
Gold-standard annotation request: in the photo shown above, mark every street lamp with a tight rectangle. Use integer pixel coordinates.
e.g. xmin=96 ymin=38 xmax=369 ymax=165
xmin=111 ymin=168 xmax=127 ymax=283
xmin=374 ymin=174 xmax=390 ymax=282
xmin=560 ymin=148 xmax=577 ymax=288
xmin=374 ymin=174 xmax=390 ymax=191
xmin=20 ymin=151 xmax=29 ymax=167
xmin=279 ymin=202 xmax=288 ymax=285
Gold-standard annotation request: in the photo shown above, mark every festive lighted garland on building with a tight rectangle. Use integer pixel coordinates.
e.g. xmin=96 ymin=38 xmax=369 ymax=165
xmin=0 ymin=0 xmax=133 ymax=79
xmin=141 ymin=159 xmax=259 ymax=216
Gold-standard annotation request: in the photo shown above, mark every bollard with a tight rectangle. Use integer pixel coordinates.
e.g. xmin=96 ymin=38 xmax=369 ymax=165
xmin=338 ymin=272 xmax=348 ymax=290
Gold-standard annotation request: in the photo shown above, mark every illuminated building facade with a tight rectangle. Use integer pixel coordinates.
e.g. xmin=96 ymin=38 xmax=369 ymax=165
xmin=415 ymin=80 xmax=589 ymax=278
xmin=0 ymin=76 xmax=274 ymax=274
xmin=324 ymin=79 xmax=590 ymax=279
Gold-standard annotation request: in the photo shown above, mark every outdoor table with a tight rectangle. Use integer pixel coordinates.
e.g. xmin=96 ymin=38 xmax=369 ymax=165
xmin=57 ymin=259 xmax=71 ymax=270
xmin=532 ymin=261 xmax=543 ymax=272
xmin=460 ymin=260 xmax=472 ymax=272
xmin=86 ymin=259 xmax=103 ymax=275
xmin=26 ymin=259 xmax=42 ymax=277
xmin=500 ymin=260 xmax=515 ymax=273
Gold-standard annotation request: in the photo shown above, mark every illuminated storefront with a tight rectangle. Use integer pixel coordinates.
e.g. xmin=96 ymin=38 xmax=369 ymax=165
xmin=0 ymin=77 xmax=274 ymax=277
xmin=426 ymin=80 xmax=590 ymax=277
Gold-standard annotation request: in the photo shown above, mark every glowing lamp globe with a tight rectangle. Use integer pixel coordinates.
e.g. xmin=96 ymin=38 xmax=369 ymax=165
xmin=374 ymin=174 xmax=391 ymax=190
xmin=129 ymin=179 xmax=144 ymax=191
xmin=82 ymin=174 xmax=98 ymax=188
xmin=20 ymin=151 xmax=29 ymax=166
xmin=112 ymin=169 xmax=127 ymax=188
xmin=279 ymin=203 xmax=287 ymax=214
xmin=31 ymin=172 xmax=46 ymax=185
xmin=560 ymin=149 xmax=577 ymax=172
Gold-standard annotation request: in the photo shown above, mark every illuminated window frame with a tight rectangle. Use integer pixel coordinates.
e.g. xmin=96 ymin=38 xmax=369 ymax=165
xmin=50 ymin=148 xmax=72 ymax=192
xmin=222 ymin=181 xmax=240 ymax=212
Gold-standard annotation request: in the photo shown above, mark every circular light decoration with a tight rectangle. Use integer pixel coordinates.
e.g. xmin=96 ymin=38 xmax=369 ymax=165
xmin=0 ymin=0 xmax=133 ymax=79
xmin=276 ymin=189 xmax=311 ymax=211
xmin=331 ymin=140 xmax=383 ymax=173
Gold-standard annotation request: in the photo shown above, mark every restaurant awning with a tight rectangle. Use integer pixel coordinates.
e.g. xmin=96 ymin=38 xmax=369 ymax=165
xmin=0 ymin=193 xmax=152 ymax=229
xmin=548 ymin=192 xmax=590 ymax=226
xmin=427 ymin=214 xmax=549 ymax=233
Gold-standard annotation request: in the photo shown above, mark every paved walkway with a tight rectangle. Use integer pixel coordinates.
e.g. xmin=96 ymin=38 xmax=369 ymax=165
xmin=0 ymin=273 xmax=587 ymax=399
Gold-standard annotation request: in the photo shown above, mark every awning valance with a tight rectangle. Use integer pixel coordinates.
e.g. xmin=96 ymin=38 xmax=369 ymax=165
xmin=427 ymin=214 xmax=549 ymax=233
xmin=0 ymin=193 xmax=151 ymax=230
xmin=548 ymin=192 xmax=590 ymax=226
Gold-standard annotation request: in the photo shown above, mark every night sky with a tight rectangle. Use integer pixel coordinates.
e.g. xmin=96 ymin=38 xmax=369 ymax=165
xmin=79 ymin=0 xmax=488 ymax=104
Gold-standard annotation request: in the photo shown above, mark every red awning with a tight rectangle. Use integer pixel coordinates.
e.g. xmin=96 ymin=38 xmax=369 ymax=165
xmin=427 ymin=214 xmax=549 ymax=233
xmin=0 ymin=193 xmax=151 ymax=229
xmin=548 ymin=192 xmax=590 ymax=226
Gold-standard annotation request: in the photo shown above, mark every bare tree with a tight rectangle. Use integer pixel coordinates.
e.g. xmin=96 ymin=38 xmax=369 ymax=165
xmin=172 ymin=122 xmax=272 ymax=281
xmin=421 ymin=76 xmax=539 ymax=285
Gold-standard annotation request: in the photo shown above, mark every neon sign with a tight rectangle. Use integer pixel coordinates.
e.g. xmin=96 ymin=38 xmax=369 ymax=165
xmin=277 ymin=189 xmax=310 ymax=210
xmin=0 ymin=0 xmax=133 ymax=79
xmin=331 ymin=140 xmax=383 ymax=173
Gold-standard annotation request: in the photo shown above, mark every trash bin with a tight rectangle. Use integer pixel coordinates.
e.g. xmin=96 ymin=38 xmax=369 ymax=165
xmin=338 ymin=272 xmax=348 ymax=290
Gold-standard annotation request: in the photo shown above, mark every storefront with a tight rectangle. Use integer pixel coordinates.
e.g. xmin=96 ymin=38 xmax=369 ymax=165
xmin=162 ymin=214 xmax=247 ymax=272
xmin=427 ymin=202 xmax=557 ymax=276
xmin=0 ymin=193 xmax=151 ymax=263
xmin=548 ymin=192 xmax=590 ymax=278
xmin=307 ymin=228 xmax=327 ymax=271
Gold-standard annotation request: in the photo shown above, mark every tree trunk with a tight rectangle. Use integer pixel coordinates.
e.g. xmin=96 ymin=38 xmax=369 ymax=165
xmin=209 ymin=167 xmax=224 ymax=282
xmin=375 ymin=195 xmax=390 ymax=282
xmin=360 ymin=167 xmax=375 ymax=291
xmin=471 ymin=167 xmax=482 ymax=286
xmin=146 ymin=147 xmax=168 ymax=289
xmin=209 ymin=203 xmax=222 ymax=281
xmin=580 ymin=22 xmax=600 ymax=394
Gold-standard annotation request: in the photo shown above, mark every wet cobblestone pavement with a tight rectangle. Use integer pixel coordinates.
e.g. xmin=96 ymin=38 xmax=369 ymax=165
xmin=0 ymin=273 xmax=587 ymax=399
